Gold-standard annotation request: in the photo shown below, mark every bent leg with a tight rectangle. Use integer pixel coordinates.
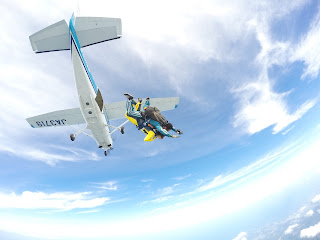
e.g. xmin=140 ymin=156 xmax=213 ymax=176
xmin=126 ymin=99 xmax=142 ymax=119
xmin=125 ymin=113 xmax=138 ymax=126
xmin=144 ymin=130 xmax=155 ymax=141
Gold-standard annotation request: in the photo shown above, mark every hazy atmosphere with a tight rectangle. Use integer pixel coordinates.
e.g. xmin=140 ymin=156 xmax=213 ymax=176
xmin=1 ymin=0 xmax=320 ymax=239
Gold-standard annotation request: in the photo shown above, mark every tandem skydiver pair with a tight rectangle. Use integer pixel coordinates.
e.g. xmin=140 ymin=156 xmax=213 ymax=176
xmin=124 ymin=93 xmax=183 ymax=141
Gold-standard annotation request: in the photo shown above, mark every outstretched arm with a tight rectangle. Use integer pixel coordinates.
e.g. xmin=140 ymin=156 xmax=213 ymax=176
xmin=154 ymin=124 xmax=172 ymax=137
xmin=149 ymin=119 xmax=180 ymax=138
xmin=171 ymin=126 xmax=183 ymax=135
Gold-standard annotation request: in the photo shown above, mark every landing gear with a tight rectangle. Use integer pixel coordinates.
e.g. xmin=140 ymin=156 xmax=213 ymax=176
xmin=70 ymin=126 xmax=89 ymax=142
xmin=103 ymin=145 xmax=113 ymax=156
xmin=120 ymin=126 xmax=125 ymax=134
xmin=70 ymin=134 xmax=75 ymax=141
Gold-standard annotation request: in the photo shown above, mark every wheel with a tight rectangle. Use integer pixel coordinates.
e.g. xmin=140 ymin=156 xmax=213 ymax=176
xmin=120 ymin=126 xmax=125 ymax=134
xmin=104 ymin=151 xmax=107 ymax=156
xmin=70 ymin=134 xmax=75 ymax=141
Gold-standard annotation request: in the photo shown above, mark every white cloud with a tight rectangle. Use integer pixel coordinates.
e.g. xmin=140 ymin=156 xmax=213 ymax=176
xmin=157 ymin=184 xmax=180 ymax=197
xmin=141 ymin=184 xmax=181 ymax=205
xmin=306 ymin=210 xmax=314 ymax=217
xmin=300 ymin=222 xmax=320 ymax=238
xmin=230 ymin=0 xmax=319 ymax=135
xmin=173 ymin=174 xmax=192 ymax=181
xmin=1 ymin=135 xmax=320 ymax=240
xmin=300 ymin=206 xmax=307 ymax=211
xmin=233 ymin=79 xmax=317 ymax=135
xmin=282 ymin=125 xmax=295 ymax=135
xmin=0 ymin=143 xmax=100 ymax=166
xmin=285 ymin=223 xmax=299 ymax=234
xmin=141 ymin=179 xmax=154 ymax=183
xmin=93 ymin=181 xmax=118 ymax=191
xmin=77 ymin=209 xmax=100 ymax=214
xmin=0 ymin=0 xmax=316 ymax=154
xmin=198 ymin=141 xmax=303 ymax=192
xmin=0 ymin=191 xmax=109 ymax=211
xmin=233 ymin=232 xmax=248 ymax=240
xmin=291 ymin=10 xmax=320 ymax=79
xmin=312 ymin=194 xmax=320 ymax=203
xmin=146 ymin=196 xmax=172 ymax=204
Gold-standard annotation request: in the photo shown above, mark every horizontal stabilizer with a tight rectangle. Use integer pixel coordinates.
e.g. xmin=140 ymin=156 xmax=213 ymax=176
xmin=29 ymin=16 xmax=122 ymax=53
xmin=75 ymin=17 xmax=122 ymax=48
xmin=29 ymin=20 xmax=70 ymax=53
xmin=26 ymin=108 xmax=85 ymax=128
xmin=105 ymin=97 xmax=179 ymax=120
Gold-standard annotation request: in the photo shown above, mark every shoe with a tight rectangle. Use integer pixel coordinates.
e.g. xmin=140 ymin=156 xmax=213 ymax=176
xmin=124 ymin=93 xmax=133 ymax=100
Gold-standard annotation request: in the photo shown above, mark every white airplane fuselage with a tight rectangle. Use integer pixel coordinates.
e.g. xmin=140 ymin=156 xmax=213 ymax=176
xmin=69 ymin=16 xmax=113 ymax=150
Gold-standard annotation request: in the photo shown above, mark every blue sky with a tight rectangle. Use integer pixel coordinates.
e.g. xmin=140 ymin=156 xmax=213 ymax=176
xmin=2 ymin=0 xmax=320 ymax=239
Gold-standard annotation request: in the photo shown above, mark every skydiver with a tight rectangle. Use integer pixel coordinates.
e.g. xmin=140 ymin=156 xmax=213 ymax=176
xmin=124 ymin=93 xmax=183 ymax=139
xmin=144 ymin=106 xmax=183 ymax=138
xmin=124 ymin=93 xmax=149 ymax=129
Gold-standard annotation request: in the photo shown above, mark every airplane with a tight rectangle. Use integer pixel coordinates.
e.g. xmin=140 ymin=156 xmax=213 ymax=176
xmin=26 ymin=14 xmax=179 ymax=156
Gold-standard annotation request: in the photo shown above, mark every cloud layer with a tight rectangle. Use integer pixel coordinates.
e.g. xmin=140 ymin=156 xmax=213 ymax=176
xmin=0 ymin=191 xmax=108 ymax=211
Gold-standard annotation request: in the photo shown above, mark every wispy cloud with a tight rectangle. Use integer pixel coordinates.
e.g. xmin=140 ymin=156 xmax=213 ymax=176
xmin=141 ymin=140 xmax=305 ymax=208
xmin=141 ymin=179 xmax=154 ymax=183
xmin=156 ymin=184 xmax=180 ymax=197
xmin=230 ymin=0 xmax=319 ymax=135
xmin=291 ymin=9 xmax=320 ymax=79
xmin=198 ymin=141 xmax=303 ymax=192
xmin=141 ymin=184 xmax=180 ymax=205
xmin=232 ymin=80 xmax=317 ymax=135
xmin=93 ymin=181 xmax=118 ymax=191
xmin=173 ymin=174 xmax=191 ymax=181
xmin=0 ymin=143 xmax=100 ymax=166
xmin=0 ymin=191 xmax=109 ymax=211
xmin=77 ymin=209 xmax=100 ymax=214
xmin=282 ymin=125 xmax=295 ymax=135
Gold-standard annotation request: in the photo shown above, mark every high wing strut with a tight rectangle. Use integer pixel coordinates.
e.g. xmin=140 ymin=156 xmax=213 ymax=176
xmin=70 ymin=125 xmax=95 ymax=141
xmin=106 ymin=120 xmax=129 ymax=135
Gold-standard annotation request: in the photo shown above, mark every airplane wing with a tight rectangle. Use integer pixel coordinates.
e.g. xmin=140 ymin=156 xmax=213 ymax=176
xmin=105 ymin=97 xmax=179 ymax=120
xmin=26 ymin=108 xmax=85 ymax=128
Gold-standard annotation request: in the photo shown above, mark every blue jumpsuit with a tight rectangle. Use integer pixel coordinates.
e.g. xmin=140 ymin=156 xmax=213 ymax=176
xmin=148 ymin=119 xmax=178 ymax=138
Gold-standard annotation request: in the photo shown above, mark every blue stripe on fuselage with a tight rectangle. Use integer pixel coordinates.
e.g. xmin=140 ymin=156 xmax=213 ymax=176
xmin=69 ymin=14 xmax=110 ymax=126
xmin=69 ymin=14 xmax=98 ymax=94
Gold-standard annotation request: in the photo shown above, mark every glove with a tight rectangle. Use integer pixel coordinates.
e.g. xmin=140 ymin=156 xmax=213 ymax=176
xmin=176 ymin=129 xmax=183 ymax=135
xmin=171 ymin=135 xmax=180 ymax=138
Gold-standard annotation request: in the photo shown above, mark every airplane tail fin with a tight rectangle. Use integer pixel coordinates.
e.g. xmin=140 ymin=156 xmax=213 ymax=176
xmin=75 ymin=17 xmax=122 ymax=48
xmin=29 ymin=16 xmax=122 ymax=53
xmin=29 ymin=20 xmax=70 ymax=53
